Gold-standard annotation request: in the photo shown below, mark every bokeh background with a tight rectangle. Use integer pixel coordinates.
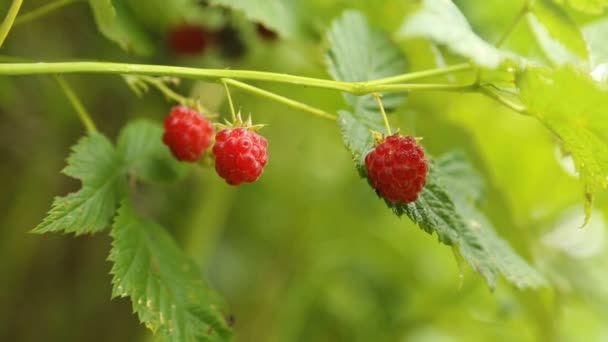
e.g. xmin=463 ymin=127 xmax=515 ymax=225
xmin=1 ymin=0 xmax=608 ymax=341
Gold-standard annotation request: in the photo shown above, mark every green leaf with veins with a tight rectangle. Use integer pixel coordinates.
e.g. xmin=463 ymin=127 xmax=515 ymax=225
xmin=397 ymin=0 xmax=514 ymax=69
xmin=527 ymin=0 xmax=589 ymax=66
xmin=337 ymin=113 xmax=546 ymax=289
xmin=35 ymin=120 xmax=192 ymax=235
xmin=329 ymin=11 xmax=544 ymax=289
xmin=33 ymin=133 xmax=126 ymax=235
xmin=326 ymin=10 xmax=407 ymax=130
xmin=518 ymin=66 xmax=608 ymax=223
xmin=117 ymin=119 xmax=190 ymax=184
xmin=110 ymin=200 xmax=232 ymax=342
xmin=88 ymin=0 xmax=153 ymax=56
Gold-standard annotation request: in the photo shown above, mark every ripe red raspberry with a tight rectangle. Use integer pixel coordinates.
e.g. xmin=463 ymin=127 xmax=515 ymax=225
xmin=213 ymin=128 xmax=268 ymax=185
xmin=162 ymin=106 xmax=214 ymax=162
xmin=365 ymin=135 xmax=428 ymax=204
xmin=168 ymin=24 xmax=214 ymax=55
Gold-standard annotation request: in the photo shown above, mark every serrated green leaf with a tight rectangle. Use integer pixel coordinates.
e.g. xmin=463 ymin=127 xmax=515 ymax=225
xmin=209 ymin=0 xmax=297 ymax=38
xmin=117 ymin=119 xmax=190 ymax=184
xmin=337 ymin=111 xmax=374 ymax=177
xmin=326 ymin=10 xmax=408 ymax=128
xmin=395 ymin=153 xmax=547 ymax=289
xmin=434 ymin=150 xmax=485 ymax=203
xmin=553 ymin=0 xmax=608 ymax=14
xmin=518 ymin=66 xmax=608 ymax=223
xmin=110 ymin=200 xmax=232 ymax=341
xmin=33 ymin=134 xmax=125 ymax=235
xmin=397 ymin=0 xmax=513 ymax=69
xmin=88 ymin=0 xmax=153 ymax=56
xmin=527 ymin=0 xmax=589 ymax=66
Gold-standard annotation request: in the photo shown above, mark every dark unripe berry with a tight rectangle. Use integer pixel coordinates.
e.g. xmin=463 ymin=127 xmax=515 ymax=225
xmin=213 ymin=128 xmax=268 ymax=185
xmin=162 ymin=106 xmax=214 ymax=162
xmin=255 ymin=23 xmax=278 ymax=41
xmin=168 ymin=24 xmax=214 ymax=55
xmin=216 ymin=26 xmax=247 ymax=59
xmin=365 ymin=135 xmax=428 ymax=203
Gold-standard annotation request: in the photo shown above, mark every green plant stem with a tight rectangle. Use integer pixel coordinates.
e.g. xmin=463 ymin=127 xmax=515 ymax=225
xmin=222 ymin=78 xmax=336 ymax=121
xmin=0 ymin=62 xmax=477 ymax=95
xmin=366 ymin=83 xmax=476 ymax=93
xmin=221 ymin=79 xmax=237 ymax=122
xmin=478 ymin=86 xmax=528 ymax=114
xmin=54 ymin=76 xmax=97 ymax=133
xmin=367 ymin=63 xmax=471 ymax=85
xmin=495 ymin=3 xmax=529 ymax=47
xmin=14 ymin=0 xmax=81 ymax=26
xmin=0 ymin=0 xmax=23 ymax=47
xmin=136 ymin=75 xmax=189 ymax=104
xmin=373 ymin=93 xmax=392 ymax=134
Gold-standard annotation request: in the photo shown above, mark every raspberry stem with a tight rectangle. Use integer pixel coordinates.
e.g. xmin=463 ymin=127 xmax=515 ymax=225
xmin=55 ymin=75 xmax=97 ymax=133
xmin=0 ymin=0 xmax=23 ymax=47
xmin=366 ymin=63 xmax=471 ymax=85
xmin=137 ymin=75 xmax=190 ymax=105
xmin=373 ymin=93 xmax=392 ymax=135
xmin=221 ymin=79 xmax=237 ymax=122
xmin=222 ymin=78 xmax=336 ymax=121
xmin=478 ymin=85 xmax=528 ymax=114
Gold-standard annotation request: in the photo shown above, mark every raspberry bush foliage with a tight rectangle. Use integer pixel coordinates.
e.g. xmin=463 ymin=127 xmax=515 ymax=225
xmin=2 ymin=0 xmax=608 ymax=341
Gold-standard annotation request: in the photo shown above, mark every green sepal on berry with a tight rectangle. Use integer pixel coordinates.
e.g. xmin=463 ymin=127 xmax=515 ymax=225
xmin=215 ymin=111 xmax=266 ymax=132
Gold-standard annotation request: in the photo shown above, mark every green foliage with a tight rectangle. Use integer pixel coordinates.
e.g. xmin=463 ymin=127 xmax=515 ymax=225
xmin=328 ymin=9 xmax=545 ymax=289
xmin=110 ymin=200 xmax=232 ymax=342
xmin=88 ymin=0 xmax=153 ymax=56
xmin=32 ymin=133 xmax=126 ymax=235
xmin=34 ymin=120 xmax=188 ymax=235
xmin=209 ymin=0 xmax=298 ymax=37
xmin=397 ymin=0 xmax=512 ymax=68
xmin=527 ymin=0 xmax=589 ymax=66
xmin=326 ymin=11 xmax=407 ymax=127
xmin=117 ymin=120 xmax=190 ymax=184
xmin=518 ymin=66 xmax=608 ymax=222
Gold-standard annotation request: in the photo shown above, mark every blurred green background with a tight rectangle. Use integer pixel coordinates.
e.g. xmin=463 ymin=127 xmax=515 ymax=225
xmin=1 ymin=0 xmax=608 ymax=341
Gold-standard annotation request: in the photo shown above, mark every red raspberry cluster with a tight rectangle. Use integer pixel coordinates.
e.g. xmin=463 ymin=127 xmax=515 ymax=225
xmin=365 ymin=135 xmax=428 ymax=204
xmin=162 ymin=106 xmax=269 ymax=185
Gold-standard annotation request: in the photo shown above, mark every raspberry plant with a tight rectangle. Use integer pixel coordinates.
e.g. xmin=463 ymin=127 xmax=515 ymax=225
xmin=2 ymin=0 xmax=608 ymax=341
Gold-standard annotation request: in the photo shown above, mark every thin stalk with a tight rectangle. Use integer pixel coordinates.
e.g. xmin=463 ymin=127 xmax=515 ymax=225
xmin=0 ymin=62 xmax=354 ymax=91
xmin=54 ymin=76 xmax=97 ymax=133
xmin=136 ymin=75 xmax=189 ymax=104
xmin=363 ymin=83 xmax=477 ymax=93
xmin=222 ymin=78 xmax=336 ymax=121
xmin=14 ymin=0 xmax=80 ymax=26
xmin=478 ymin=86 xmax=528 ymax=114
xmin=367 ymin=63 xmax=471 ymax=85
xmin=373 ymin=93 xmax=391 ymax=135
xmin=0 ymin=0 xmax=23 ymax=47
xmin=221 ymin=79 xmax=237 ymax=122
xmin=0 ymin=62 xmax=476 ymax=95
